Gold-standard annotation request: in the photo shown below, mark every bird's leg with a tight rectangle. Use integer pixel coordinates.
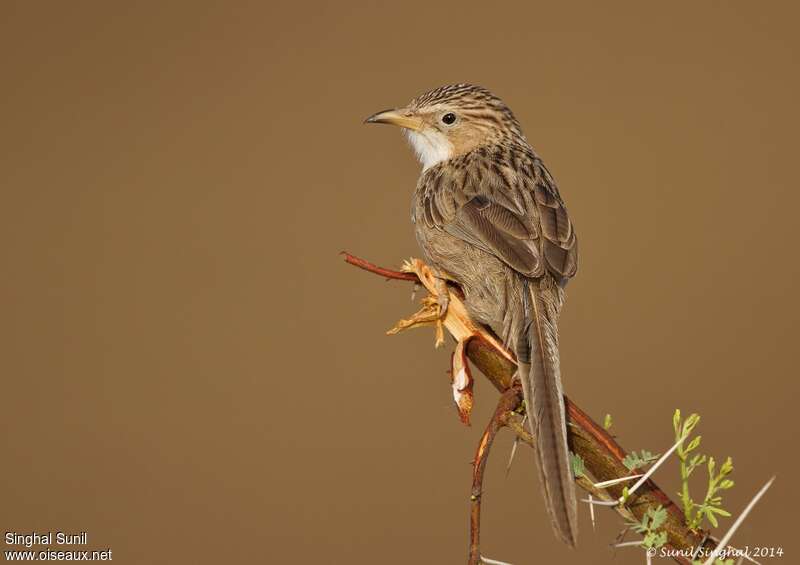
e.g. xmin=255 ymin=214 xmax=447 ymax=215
xmin=430 ymin=271 xmax=450 ymax=319
xmin=386 ymin=294 xmax=446 ymax=347
xmin=387 ymin=260 xmax=454 ymax=348
xmin=424 ymin=269 xmax=456 ymax=345
xmin=385 ymin=258 xmax=516 ymax=425
xmin=388 ymin=257 xmax=517 ymax=362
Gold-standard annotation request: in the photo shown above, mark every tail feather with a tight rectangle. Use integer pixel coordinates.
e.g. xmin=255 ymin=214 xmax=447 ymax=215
xmin=517 ymin=279 xmax=578 ymax=546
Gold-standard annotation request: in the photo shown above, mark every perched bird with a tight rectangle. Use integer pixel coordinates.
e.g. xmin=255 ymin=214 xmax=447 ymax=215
xmin=366 ymin=84 xmax=579 ymax=546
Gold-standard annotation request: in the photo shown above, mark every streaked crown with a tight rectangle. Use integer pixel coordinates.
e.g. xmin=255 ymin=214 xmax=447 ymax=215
xmin=365 ymin=84 xmax=528 ymax=170
xmin=409 ymin=84 xmax=526 ymax=143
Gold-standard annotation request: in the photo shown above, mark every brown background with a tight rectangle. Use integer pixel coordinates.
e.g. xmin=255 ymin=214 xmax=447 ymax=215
xmin=1 ymin=2 xmax=798 ymax=564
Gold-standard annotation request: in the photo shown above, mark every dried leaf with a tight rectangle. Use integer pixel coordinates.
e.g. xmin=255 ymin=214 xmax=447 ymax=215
xmin=451 ymin=339 xmax=474 ymax=425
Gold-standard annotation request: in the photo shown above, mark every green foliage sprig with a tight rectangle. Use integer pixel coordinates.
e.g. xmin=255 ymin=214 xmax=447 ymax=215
xmin=570 ymin=452 xmax=586 ymax=479
xmin=626 ymin=505 xmax=668 ymax=550
xmin=623 ymin=449 xmax=661 ymax=471
xmin=673 ymin=409 xmax=735 ymax=530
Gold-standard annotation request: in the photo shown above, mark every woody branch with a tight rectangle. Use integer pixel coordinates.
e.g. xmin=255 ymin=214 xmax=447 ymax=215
xmin=343 ymin=251 xmax=717 ymax=565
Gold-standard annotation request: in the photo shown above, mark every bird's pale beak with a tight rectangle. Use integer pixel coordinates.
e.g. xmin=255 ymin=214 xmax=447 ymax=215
xmin=364 ymin=108 xmax=423 ymax=131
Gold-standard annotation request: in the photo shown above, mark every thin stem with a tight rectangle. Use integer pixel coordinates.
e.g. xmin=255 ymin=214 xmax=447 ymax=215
xmin=469 ymin=388 xmax=521 ymax=565
xmin=340 ymin=251 xmax=418 ymax=281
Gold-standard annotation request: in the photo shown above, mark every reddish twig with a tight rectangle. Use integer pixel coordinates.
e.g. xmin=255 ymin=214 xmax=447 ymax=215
xmin=340 ymin=251 xmax=419 ymax=281
xmin=469 ymin=386 xmax=523 ymax=565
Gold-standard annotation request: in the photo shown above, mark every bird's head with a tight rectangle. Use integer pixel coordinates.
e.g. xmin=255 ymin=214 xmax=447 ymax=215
xmin=365 ymin=84 xmax=525 ymax=170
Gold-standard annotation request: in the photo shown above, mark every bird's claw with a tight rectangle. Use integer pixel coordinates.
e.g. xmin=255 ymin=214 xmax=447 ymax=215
xmin=431 ymin=274 xmax=450 ymax=318
xmin=386 ymin=295 xmax=446 ymax=347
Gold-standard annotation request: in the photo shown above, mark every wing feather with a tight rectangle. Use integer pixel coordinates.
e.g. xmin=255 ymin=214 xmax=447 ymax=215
xmin=420 ymin=148 xmax=577 ymax=282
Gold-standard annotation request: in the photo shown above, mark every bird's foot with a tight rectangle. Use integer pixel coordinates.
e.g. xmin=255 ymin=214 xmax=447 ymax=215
xmin=403 ymin=260 xmax=451 ymax=313
xmin=387 ymin=260 xmax=453 ymax=348
xmin=386 ymin=257 xmax=514 ymax=425
xmin=431 ymin=273 xmax=450 ymax=319
xmin=387 ymin=294 xmax=446 ymax=347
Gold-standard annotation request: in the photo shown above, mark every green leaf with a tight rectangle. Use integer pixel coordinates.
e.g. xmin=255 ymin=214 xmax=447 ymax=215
xmin=706 ymin=508 xmax=719 ymax=528
xmin=649 ymin=505 xmax=667 ymax=530
xmin=623 ymin=450 xmax=661 ymax=471
xmin=708 ymin=507 xmax=731 ymax=517
xmin=570 ymin=452 xmax=585 ymax=478
xmin=686 ymin=435 xmax=702 ymax=453
xmin=603 ymin=413 xmax=613 ymax=430
xmin=687 ymin=453 xmax=707 ymax=476
xmin=643 ymin=530 xmax=667 ymax=549
xmin=683 ymin=413 xmax=701 ymax=437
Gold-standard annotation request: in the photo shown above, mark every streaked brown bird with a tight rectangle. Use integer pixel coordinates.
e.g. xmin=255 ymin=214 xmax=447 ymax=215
xmin=366 ymin=84 xmax=579 ymax=546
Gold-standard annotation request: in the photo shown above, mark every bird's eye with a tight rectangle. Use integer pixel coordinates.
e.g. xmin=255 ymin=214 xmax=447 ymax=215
xmin=441 ymin=113 xmax=457 ymax=125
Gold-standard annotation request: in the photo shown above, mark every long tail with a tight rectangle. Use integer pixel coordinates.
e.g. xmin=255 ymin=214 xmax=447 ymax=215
xmin=516 ymin=278 xmax=578 ymax=546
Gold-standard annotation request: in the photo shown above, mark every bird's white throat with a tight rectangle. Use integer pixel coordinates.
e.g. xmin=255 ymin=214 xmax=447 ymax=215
xmin=404 ymin=129 xmax=453 ymax=170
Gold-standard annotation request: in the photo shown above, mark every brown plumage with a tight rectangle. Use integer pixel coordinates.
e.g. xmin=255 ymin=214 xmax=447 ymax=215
xmin=366 ymin=84 xmax=579 ymax=546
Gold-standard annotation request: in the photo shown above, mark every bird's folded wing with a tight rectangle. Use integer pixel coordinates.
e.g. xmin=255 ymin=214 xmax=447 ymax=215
xmin=441 ymin=188 xmax=577 ymax=281
xmin=532 ymin=182 xmax=578 ymax=280
xmin=419 ymin=154 xmax=578 ymax=281
xmin=444 ymin=196 xmax=544 ymax=278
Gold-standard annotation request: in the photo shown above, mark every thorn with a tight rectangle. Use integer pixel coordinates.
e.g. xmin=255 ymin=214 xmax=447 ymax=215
xmin=612 ymin=541 xmax=643 ymax=548
xmin=505 ymin=414 xmax=525 ymax=478
xmin=480 ymin=556 xmax=513 ymax=565
xmin=701 ymin=477 xmax=775 ymax=565
xmin=624 ymin=435 xmax=687 ymax=500
xmin=593 ymin=474 xmax=644 ymax=489
xmin=505 ymin=438 xmax=519 ymax=478
xmin=589 ymin=494 xmax=596 ymax=531
xmin=582 ymin=498 xmax=618 ymax=507
xmin=614 ymin=526 xmax=631 ymax=547
xmin=691 ymin=534 xmax=709 ymax=560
